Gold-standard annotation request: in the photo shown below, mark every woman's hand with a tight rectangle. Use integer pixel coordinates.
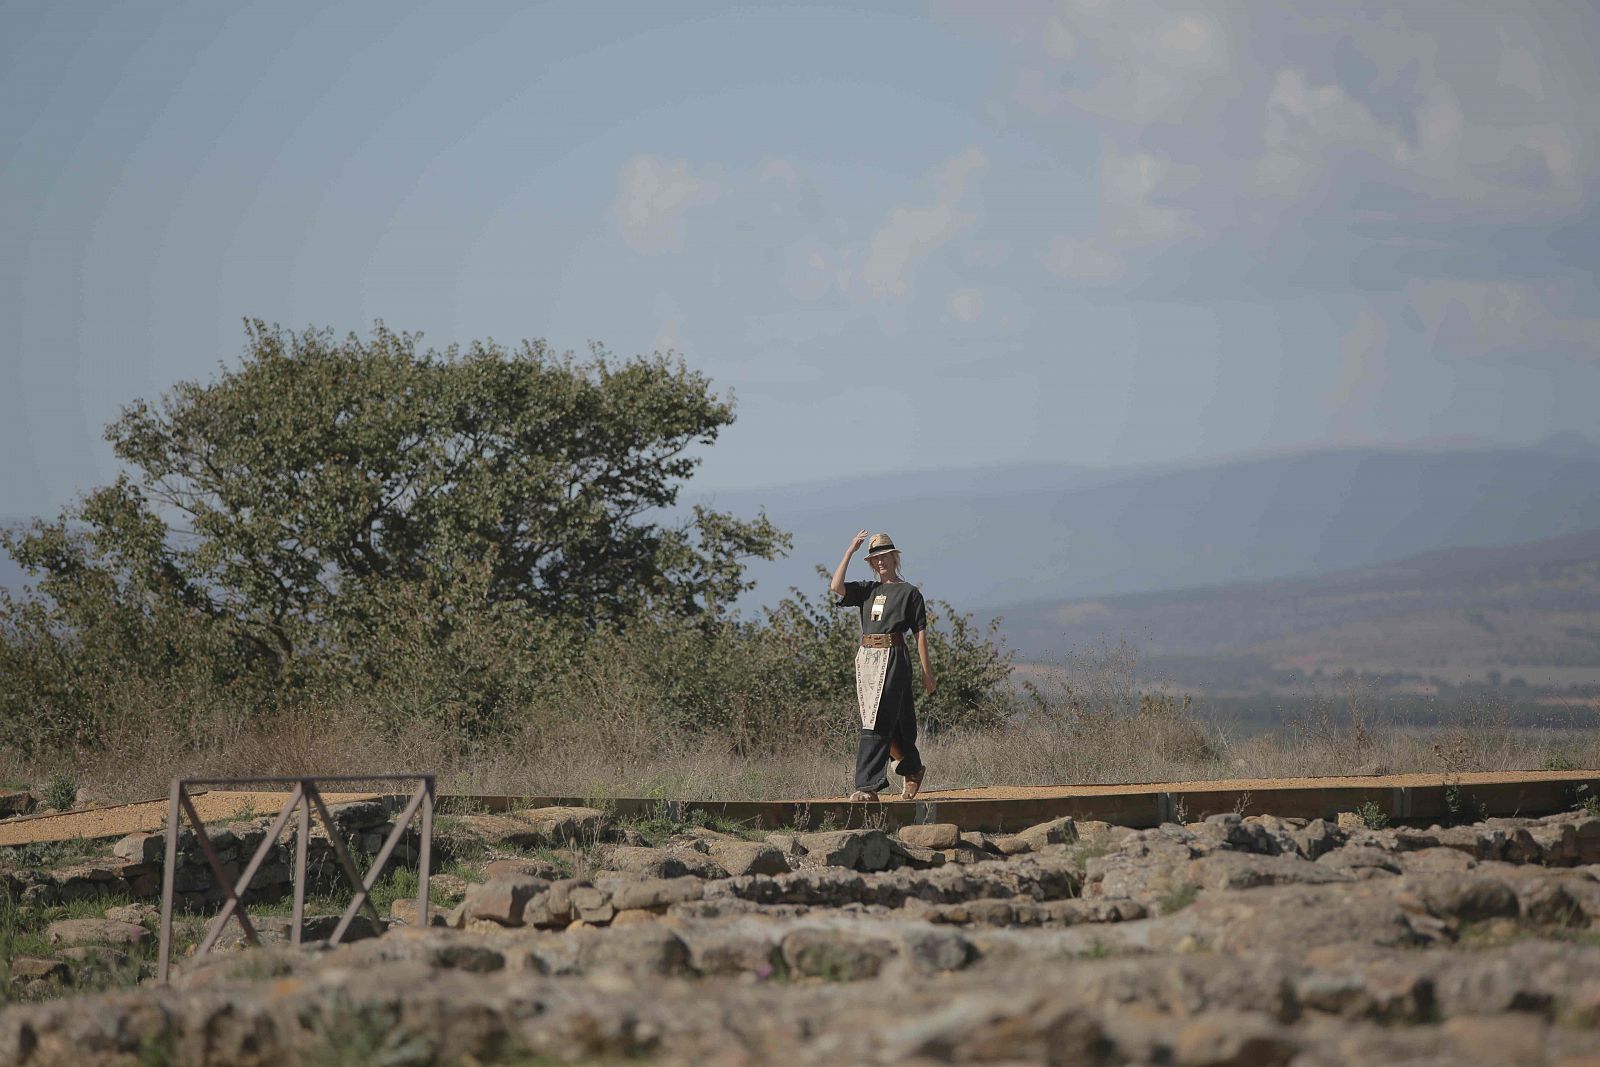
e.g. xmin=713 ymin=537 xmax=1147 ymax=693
xmin=922 ymin=671 xmax=938 ymax=696
xmin=833 ymin=529 xmax=870 ymax=597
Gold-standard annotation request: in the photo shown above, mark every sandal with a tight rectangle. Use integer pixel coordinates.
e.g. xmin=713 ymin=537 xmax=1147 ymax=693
xmin=900 ymin=770 xmax=925 ymax=801
xmin=848 ymin=790 xmax=879 ymax=803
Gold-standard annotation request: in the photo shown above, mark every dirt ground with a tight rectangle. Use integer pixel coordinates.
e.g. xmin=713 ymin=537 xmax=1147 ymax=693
xmin=0 ymin=790 xmax=380 ymax=847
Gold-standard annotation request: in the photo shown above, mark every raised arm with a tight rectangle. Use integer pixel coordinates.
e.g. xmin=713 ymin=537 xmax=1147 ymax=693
xmin=831 ymin=529 xmax=869 ymax=598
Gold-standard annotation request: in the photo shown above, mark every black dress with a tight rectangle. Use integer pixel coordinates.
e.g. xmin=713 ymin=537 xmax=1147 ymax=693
xmin=837 ymin=579 xmax=927 ymax=793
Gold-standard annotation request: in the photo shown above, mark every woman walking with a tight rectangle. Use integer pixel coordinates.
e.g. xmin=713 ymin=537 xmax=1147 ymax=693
xmin=832 ymin=530 xmax=936 ymax=802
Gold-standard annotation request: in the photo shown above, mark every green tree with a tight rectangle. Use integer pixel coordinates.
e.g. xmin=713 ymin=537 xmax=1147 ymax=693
xmin=1 ymin=322 xmax=787 ymax=748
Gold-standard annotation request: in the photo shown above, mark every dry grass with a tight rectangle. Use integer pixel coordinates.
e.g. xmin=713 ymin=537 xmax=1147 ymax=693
xmin=7 ymin=668 xmax=1599 ymax=805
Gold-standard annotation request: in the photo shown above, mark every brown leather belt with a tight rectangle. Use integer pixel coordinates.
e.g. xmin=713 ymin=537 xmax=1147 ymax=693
xmin=860 ymin=632 xmax=904 ymax=648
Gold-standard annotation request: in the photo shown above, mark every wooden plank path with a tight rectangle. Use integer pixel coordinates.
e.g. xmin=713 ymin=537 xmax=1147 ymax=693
xmin=444 ymin=770 xmax=1600 ymax=833
xmin=2 ymin=770 xmax=1596 ymax=845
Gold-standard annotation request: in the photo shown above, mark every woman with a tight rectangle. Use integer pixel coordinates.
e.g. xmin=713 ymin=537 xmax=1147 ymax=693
xmin=831 ymin=530 xmax=937 ymax=802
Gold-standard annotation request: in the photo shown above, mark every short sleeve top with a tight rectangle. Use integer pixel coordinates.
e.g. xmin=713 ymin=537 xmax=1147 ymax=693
xmin=837 ymin=580 xmax=928 ymax=637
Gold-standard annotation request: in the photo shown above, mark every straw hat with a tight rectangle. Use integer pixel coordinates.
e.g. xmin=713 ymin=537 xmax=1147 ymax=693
xmin=862 ymin=533 xmax=899 ymax=559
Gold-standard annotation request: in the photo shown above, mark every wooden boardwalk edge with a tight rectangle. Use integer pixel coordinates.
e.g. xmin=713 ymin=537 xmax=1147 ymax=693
xmin=433 ymin=771 xmax=1600 ymax=834
xmin=4 ymin=772 xmax=1597 ymax=845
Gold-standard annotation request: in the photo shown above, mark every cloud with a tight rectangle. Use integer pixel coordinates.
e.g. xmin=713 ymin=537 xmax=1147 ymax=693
xmin=1326 ymin=309 xmax=1390 ymax=425
xmin=1010 ymin=2 xmax=1232 ymax=125
xmin=948 ymin=288 xmax=984 ymax=323
xmin=1409 ymin=280 xmax=1600 ymax=362
xmin=1043 ymin=149 xmax=1198 ymax=282
xmin=613 ymin=155 xmax=721 ymax=253
xmin=858 ymin=147 xmax=987 ymax=298
xmin=1041 ymin=236 xmax=1124 ymax=281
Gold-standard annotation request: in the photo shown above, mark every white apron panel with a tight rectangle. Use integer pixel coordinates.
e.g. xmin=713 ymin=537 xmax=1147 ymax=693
xmin=854 ymin=645 xmax=890 ymax=730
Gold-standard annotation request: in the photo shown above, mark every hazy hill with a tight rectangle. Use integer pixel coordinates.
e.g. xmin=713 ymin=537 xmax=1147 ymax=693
xmin=700 ymin=440 xmax=1600 ymax=616
xmin=997 ymin=527 xmax=1600 ymax=691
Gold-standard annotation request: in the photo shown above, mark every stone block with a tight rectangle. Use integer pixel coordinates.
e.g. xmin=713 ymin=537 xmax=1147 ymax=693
xmin=780 ymin=928 xmax=895 ymax=980
xmin=605 ymin=846 xmax=691 ymax=879
xmin=1015 ymin=817 xmax=1078 ymax=850
xmin=611 ymin=877 xmax=706 ymax=912
xmin=704 ymin=840 xmax=789 ymax=877
xmin=898 ymin=823 xmax=960 ymax=850
xmin=462 ymin=874 xmax=547 ymax=926
xmin=45 ymin=918 xmax=152 ymax=948
xmin=570 ymin=886 xmax=615 ymax=923
xmin=512 ymin=805 xmax=612 ymax=846
xmin=113 ymin=833 xmax=164 ymax=864
xmin=574 ymin=925 xmax=691 ymax=976
xmin=484 ymin=858 xmax=566 ymax=882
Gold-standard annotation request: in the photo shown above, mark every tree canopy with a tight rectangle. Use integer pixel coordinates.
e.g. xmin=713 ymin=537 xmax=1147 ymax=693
xmin=4 ymin=323 xmax=787 ymax=684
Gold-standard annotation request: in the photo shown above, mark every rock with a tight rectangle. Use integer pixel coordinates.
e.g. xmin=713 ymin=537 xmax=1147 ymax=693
xmin=667 ymin=849 xmax=730 ymax=880
xmin=1015 ymin=816 xmax=1078 ymax=850
xmin=1187 ymin=852 xmax=1352 ymax=892
xmin=795 ymin=830 xmax=892 ymax=872
xmin=794 ymin=830 xmax=860 ymax=869
xmin=1288 ymin=818 xmax=1344 ymax=860
xmin=103 ymin=903 xmax=158 ymax=927
xmin=324 ymin=800 xmax=389 ymax=832
xmin=897 ymin=928 xmax=976 ymax=972
xmin=888 ymin=840 xmax=946 ymax=870
xmin=389 ymin=899 xmax=449 ymax=927
xmin=573 ymin=925 xmax=692 ymax=976
xmin=1442 ymin=1012 xmax=1548 ymax=1067
xmin=604 ymin=846 xmax=692 ymax=879
xmin=206 ymin=913 xmax=385 ymax=948
xmin=686 ymin=927 xmax=784 ymax=977
xmin=611 ymin=877 xmax=706 ymax=912
xmin=109 ymin=832 xmax=162 ymax=864
xmin=959 ymin=831 xmax=997 ymax=854
xmin=45 ymin=918 xmax=151 ymax=948
xmin=1317 ymin=847 xmax=1402 ymax=878
xmin=8 ymin=957 xmax=67 ymax=982
xmin=450 ymin=814 xmax=549 ymax=849
xmin=483 ymin=858 xmax=566 ymax=882
xmin=462 ymin=874 xmax=547 ymax=926
xmin=898 ymin=823 xmax=960 ymax=850
xmin=513 ymin=805 xmax=611 ymax=846
xmin=1397 ymin=847 xmax=1477 ymax=873
xmin=780 ymin=927 xmax=896 ymax=980
xmin=992 ymin=834 xmax=1033 ymax=856
xmin=765 ymin=833 xmax=804 ymax=856
xmin=704 ymin=840 xmax=789 ymax=877
xmin=0 ymin=789 xmax=35 ymax=817
xmin=570 ymin=885 xmax=616 ymax=923
xmin=58 ymin=946 xmax=129 ymax=967
xmin=1411 ymin=874 xmax=1521 ymax=922
xmin=1172 ymin=1011 xmax=1296 ymax=1067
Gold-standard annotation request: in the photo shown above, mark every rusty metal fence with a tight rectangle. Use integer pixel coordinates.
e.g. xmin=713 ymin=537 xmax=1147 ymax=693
xmin=157 ymin=774 xmax=434 ymax=982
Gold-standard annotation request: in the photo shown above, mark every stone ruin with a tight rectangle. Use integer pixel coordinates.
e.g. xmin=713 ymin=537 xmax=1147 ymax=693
xmin=2 ymin=801 xmax=1600 ymax=1065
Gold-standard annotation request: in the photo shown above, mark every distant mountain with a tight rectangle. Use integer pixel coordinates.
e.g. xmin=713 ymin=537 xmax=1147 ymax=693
xmin=996 ymin=526 xmax=1600 ymax=686
xmin=699 ymin=441 xmax=1600 ymax=617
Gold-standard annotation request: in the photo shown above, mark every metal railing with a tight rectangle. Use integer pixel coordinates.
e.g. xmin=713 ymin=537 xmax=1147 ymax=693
xmin=157 ymin=774 xmax=435 ymax=982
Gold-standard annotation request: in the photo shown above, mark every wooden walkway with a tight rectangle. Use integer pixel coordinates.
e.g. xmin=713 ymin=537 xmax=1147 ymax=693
xmin=4 ymin=770 xmax=1596 ymax=845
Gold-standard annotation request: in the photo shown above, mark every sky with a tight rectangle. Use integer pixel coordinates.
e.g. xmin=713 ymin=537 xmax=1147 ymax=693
xmin=4 ymin=1 xmax=1599 ymax=520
